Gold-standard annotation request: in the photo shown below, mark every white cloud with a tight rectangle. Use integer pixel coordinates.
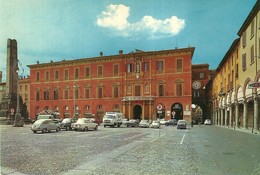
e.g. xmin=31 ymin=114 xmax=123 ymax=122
xmin=96 ymin=4 xmax=185 ymax=39
xmin=97 ymin=4 xmax=130 ymax=30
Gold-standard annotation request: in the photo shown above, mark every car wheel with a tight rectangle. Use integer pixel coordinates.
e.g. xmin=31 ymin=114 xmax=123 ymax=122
xmin=42 ymin=128 xmax=47 ymax=133
xmin=95 ymin=125 xmax=98 ymax=130
xmin=85 ymin=127 xmax=88 ymax=131
xmin=66 ymin=126 xmax=70 ymax=131
xmin=56 ymin=127 xmax=60 ymax=132
xmin=33 ymin=131 xmax=37 ymax=133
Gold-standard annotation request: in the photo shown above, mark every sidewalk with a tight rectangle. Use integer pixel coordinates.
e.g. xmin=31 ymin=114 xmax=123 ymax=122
xmin=216 ymin=124 xmax=260 ymax=135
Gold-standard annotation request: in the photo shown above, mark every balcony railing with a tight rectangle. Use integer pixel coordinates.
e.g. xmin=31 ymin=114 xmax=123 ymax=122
xmin=122 ymin=96 xmax=154 ymax=101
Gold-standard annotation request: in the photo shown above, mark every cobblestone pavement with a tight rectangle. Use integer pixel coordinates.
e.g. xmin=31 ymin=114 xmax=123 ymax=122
xmin=1 ymin=124 xmax=199 ymax=175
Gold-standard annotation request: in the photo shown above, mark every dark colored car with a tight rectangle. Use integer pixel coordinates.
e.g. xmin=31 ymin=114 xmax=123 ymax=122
xmin=126 ymin=119 xmax=139 ymax=127
xmin=165 ymin=119 xmax=177 ymax=126
xmin=61 ymin=118 xmax=78 ymax=130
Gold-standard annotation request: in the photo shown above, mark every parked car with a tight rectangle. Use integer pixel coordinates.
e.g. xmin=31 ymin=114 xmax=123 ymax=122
xmin=151 ymin=120 xmax=160 ymax=128
xmin=121 ymin=118 xmax=129 ymax=126
xmin=165 ymin=119 xmax=177 ymax=126
xmin=126 ymin=119 xmax=139 ymax=127
xmin=61 ymin=118 xmax=78 ymax=130
xmin=31 ymin=119 xmax=61 ymax=133
xmin=139 ymin=120 xmax=150 ymax=128
xmin=71 ymin=118 xmax=98 ymax=131
xmin=177 ymin=120 xmax=187 ymax=129
xmin=159 ymin=119 xmax=167 ymax=125
xmin=204 ymin=119 xmax=212 ymax=125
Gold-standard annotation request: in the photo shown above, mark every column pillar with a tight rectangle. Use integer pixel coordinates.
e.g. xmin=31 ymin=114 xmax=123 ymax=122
xmin=229 ymin=105 xmax=233 ymax=128
xmin=253 ymin=93 xmax=259 ymax=132
xmin=220 ymin=108 xmax=223 ymax=126
xmin=128 ymin=101 xmax=131 ymax=119
xmin=235 ymin=101 xmax=239 ymax=128
xmin=243 ymin=99 xmax=248 ymax=129
xmin=142 ymin=102 xmax=145 ymax=120
xmin=225 ymin=106 xmax=228 ymax=127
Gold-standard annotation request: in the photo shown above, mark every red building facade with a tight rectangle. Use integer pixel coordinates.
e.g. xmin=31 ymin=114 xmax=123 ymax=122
xmin=28 ymin=48 xmax=195 ymax=122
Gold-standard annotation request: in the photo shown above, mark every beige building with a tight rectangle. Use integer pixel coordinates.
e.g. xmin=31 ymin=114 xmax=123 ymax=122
xmin=212 ymin=1 xmax=260 ymax=133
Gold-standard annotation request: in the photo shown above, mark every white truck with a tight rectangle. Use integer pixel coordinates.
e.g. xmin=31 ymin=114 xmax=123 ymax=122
xmin=103 ymin=112 xmax=123 ymax=127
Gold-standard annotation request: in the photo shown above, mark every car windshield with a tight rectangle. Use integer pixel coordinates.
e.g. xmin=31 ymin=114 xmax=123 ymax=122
xmin=152 ymin=121 xmax=159 ymax=123
xmin=76 ymin=118 xmax=86 ymax=124
xmin=34 ymin=119 xmax=46 ymax=125
xmin=62 ymin=118 xmax=70 ymax=123
xmin=104 ymin=115 xmax=115 ymax=119
xmin=140 ymin=120 xmax=148 ymax=123
xmin=178 ymin=120 xmax=186 ymax=124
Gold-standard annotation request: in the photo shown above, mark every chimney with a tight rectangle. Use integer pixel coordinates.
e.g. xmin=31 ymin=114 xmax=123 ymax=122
xmin=119 ymin=50 xmax=123 ymax=55
xmin=100 ymin=52 xmax=103 ymax=57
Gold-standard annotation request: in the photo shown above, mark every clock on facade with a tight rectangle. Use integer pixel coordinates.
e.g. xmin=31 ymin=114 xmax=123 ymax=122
xmin=192 ymin=81 xmax=201 ymax=89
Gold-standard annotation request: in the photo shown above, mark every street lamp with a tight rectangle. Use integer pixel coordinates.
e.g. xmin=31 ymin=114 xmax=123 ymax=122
xmin=73 ymin=83 xmax=76 ymax=118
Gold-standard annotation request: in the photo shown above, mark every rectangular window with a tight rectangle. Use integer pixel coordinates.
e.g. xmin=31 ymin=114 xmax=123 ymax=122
xmin=135 ymin=85 xmax=141 ymax=96
xmin=85 ymin=88 xmax=90 ymax=99
xmin=242 ymin=53 xmax=247 ymax=70
xmin=85 ymin=67 xmax=90 ymax=78
xmin=235 ymin=64 xmax=239 ymax=78
xmin=143 ymin=62 xmax=149 ymax=72
xmin=114 ymin=86 xmax=119 ymax=98
xmin=55 ymin=70 xmax=59 ymax=81
xmin=242 ymin=31 xmax=246 ymax=47
xmin=199 ymin=72 xmax=205 ymax=79
xmin=54 ymin=90 xmax=59 ymax=100
xmin=36 ymin=91 xmax=40 ymax=101
xmin=127 ymin=64 xmax=133 ymax=73
xmin=251 ymin=20 xmax=254 ymax=38
xmin=44 ymin=90 xmax=50 ymax=100
xmin=176 ymin=59 xmax=183 ymax=72
xmin=64 ymin=90 xmax=69 ymax=99
xmin=75 ymin=68 xmax=79 ymax=80
xmin=251 ymin=45 xmax=254 ymax=63
xmin=176 ymin=83 xmax=183 ymax=96
xmin=159 ymin=85 xmax=164 ymax=96
xmin=98 ymin=87 xmax=103 ymax=98
xmin=98 ymin=66 xmax=103 ymax=78
xmin=36 ymin=72 xmax=40 ymax=82
xmin=45 ymin=71 xmax=49 ymax=81
xmin=64 ymin=70 xmax=69 ymax=80
xmin=25 ymin=85 xmax=28 ymax=91
xmin=157 ymin=61 xmax=164 ymax=72
xmin=113 ymin=64 xmax=119 ymax=76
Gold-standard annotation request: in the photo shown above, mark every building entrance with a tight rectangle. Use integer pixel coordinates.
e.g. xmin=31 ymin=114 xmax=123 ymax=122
xmin=171 ymin=103 xmax=183 ymax=121
xmin=133 ymin=105 xmax=142 ymax=120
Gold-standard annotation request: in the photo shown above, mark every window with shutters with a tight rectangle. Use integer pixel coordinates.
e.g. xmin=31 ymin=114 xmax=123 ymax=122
xmin=176 ymin=83 xmax=183 ymax=96
xmin=251 ymin=45 xmax=254 ymax=64
xmin=242 ymin=53 xmax=247 ymax=70
xmin=64 ymin=69 xmax=69 ymax=80
xmin=98 ymin=65 xmax=103 ymax=78
xmin=85 ymin=88 xmax=90 ymax=99
xmin=85 ymin=67 xmax=90 ymax=78
xmin=156 ymin=61 xmax=164 ymax=73
xmin=75 ymin=68 xmax=79 ymax=80
xmin=159 ymin=84 xmax=164 ymax=96
xmin=114 ymin=86 xmax=119 ymax=98
xmin=98 ymin=87 xmax=103 ymax=98
xmin=176 ymin=59 xmax=183 ymax=72
xmin=114 ymin=64 xmax=119 ymax=76
xmin=55 ymin=70 xmax=59 ymax=81
xmin=135 ymin=85 xmax=141 ymax=96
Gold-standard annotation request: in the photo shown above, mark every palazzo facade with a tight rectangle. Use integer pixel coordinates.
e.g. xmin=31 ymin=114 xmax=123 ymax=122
xmin=28 ymin=48 xmax=195 ymax=122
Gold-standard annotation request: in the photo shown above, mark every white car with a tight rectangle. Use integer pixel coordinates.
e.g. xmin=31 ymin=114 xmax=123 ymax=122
xmin=31 ymin=119 xmax=60 ymax=133
xmin=151 ymin=120 xmax=160 ymax=128
xmin=139 ymin=120 xmax=150 ymax=128
xmin=204 ymin=119 xmax=212 ymax=125
xmin=159 ymin=119 xmax=167 ymax=125
xmin=71 ymin=118 xmax=98 ymax=131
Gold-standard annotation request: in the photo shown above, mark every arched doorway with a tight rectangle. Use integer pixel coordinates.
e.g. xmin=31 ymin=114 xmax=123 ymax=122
xmin=171 ymin=103 xmax=183 ymax=121
xmin=133 ymin=105 xmax=142 ymax=120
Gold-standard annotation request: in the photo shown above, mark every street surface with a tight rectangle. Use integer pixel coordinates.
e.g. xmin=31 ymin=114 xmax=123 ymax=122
xmin=1 ymin=123 xmax=260 ymax=175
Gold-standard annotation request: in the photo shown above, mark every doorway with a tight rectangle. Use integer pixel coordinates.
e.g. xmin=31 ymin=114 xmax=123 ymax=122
xmin=133 ymin=105 xmax=142 ymax=120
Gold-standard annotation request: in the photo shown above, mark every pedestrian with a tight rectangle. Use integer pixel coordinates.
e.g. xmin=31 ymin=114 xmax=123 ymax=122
xmin=233 ymin=121 xmax=236 ymax=129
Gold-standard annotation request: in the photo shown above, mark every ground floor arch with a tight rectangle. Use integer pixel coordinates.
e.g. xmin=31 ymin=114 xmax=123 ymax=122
xmin=133 ymin=105 xmax=142 ymax=120
xmin=171 ymin=102 xmax=183 ymax=121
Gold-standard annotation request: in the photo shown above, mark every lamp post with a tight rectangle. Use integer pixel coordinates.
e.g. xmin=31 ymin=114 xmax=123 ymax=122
xmin=73 ymin=83 xmax=76 ymax=118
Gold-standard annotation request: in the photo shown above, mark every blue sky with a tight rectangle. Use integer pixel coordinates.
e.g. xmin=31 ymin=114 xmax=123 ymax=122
xmin=0 ymin=0 xmax=257 ymax=81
